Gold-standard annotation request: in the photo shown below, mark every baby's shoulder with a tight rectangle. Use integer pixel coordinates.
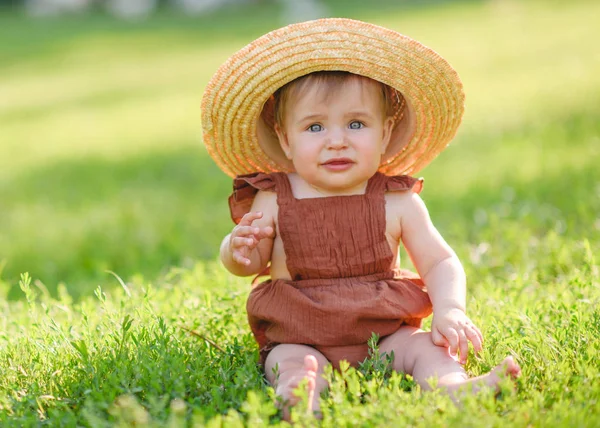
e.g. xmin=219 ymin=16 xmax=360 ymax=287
xmin=252 ymin=189 xmax=279 ymax=221
xmin=253 ymin=187 xmax=278 ymax=207
xmin=384 ymin=189 xmax=421 ymax=214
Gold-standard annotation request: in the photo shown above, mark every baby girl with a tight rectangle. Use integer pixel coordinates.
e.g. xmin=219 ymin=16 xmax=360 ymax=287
xmin=202 ymin=18 xmax=520 ymax=417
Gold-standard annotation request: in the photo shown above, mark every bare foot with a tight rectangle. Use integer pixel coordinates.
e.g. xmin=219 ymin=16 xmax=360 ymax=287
xmin=277 ymin=355 xmax=319 ymax=420
xmin=440 ymin=356 xmax=521 ymax=399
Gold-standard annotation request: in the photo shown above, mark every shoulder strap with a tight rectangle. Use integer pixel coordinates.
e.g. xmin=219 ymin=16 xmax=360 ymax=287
xmin=270 ymin=172 xmax=294 ymax=205
xmin=365 ymin=171 xmax=388 ymax=195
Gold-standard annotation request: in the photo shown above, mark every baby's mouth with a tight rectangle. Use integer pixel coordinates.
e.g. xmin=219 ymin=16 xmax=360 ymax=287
xmin=322 ymin=158 xmax=354 ymax=166
xmin=321 ymin=158 xmax=354 ymax=171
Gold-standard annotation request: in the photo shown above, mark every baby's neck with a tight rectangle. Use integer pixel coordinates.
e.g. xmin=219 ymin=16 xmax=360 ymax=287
xmin=287 ymin=172 xmax=372 ymax=199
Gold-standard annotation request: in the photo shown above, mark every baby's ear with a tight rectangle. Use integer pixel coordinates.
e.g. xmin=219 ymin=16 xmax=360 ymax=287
xmin=274 ymin=123 xmax=292 ymax=160
xmin=381 ymin=117 xmax=394 ymax=154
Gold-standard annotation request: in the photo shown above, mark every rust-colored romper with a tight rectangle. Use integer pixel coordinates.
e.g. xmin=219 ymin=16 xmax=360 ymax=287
xmin=229 ymin=171 xmax=433 ymax=369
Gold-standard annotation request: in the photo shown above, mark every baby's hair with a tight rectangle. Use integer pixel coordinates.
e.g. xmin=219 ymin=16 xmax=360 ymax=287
xmin=272 ymin=71 xmax=405 ymax=128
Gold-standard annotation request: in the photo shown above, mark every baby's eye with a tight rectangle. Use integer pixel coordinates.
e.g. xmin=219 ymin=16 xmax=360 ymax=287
xmin=308 ymin=124 xmax=323 ymax=132
xmin=349 ymin=121 xmax=364 ymax=130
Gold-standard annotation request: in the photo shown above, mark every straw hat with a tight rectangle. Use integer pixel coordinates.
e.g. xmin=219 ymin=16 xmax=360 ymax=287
xmin=201 ymin=18 xmax=465 ymax=178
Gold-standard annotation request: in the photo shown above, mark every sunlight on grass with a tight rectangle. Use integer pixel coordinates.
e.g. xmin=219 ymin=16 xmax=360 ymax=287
xmin=374 ymin=1 xmax=600 ymax=132
xmin=1 ymin=0 xmax=600 ymax=425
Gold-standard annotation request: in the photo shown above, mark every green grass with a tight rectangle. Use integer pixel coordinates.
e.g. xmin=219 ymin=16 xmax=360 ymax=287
xmin=1 ymin=0 xmax=600 ymax=425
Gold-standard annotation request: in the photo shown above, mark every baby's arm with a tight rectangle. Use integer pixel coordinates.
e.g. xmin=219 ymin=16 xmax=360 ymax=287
xmin=220 ymin=190 xmax=276 ymax=277
xmin=397 ymin=192 xmax=483 ymax=364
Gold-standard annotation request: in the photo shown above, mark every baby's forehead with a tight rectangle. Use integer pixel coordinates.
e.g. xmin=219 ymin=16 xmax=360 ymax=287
xmin=271 ymin=71 xmax=390 ymax=126
xmin=291 ymin=74 xmax=383 ymax=105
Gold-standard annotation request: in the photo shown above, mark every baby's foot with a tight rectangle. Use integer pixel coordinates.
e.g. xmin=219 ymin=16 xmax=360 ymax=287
xmin=442 ymin=356 xmax=521 ymax=398
xmin=484 ymin=356 xmax=521 ymax=388
xmin=277 ymin=355 xmax=319 ymax=420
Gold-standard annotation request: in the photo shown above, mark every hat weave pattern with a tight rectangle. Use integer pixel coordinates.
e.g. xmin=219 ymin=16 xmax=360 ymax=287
xmin=202 ymin=18 xmax=465 ymax=178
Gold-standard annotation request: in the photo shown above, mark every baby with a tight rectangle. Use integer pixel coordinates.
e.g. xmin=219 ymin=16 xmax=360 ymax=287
xmin=202 ymin=18 xmax=521 ymax=418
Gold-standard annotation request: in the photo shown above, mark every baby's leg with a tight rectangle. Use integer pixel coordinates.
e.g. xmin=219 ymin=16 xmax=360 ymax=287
xmin=379 ymin=326 xmax=520 ymax=398
xmin=264 ymin=344 xmax=329 ymax=419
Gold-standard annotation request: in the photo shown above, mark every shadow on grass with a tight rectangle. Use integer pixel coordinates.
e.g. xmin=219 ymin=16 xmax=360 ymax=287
xmin=1 ymin=146 xmax=232 ymax=299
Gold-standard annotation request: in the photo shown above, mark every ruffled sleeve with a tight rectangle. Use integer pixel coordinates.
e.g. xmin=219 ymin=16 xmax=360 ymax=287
xmin=384 ymin=174 xmax=424 ymax=194
xmin=228 ymin=172 xmax=277 ymax=224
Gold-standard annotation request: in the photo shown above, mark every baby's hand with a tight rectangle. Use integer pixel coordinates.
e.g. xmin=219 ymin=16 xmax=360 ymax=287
xmin=229 ymin=211 xmax=274 ymax=266
xmin=431 ymin=307 xmax=483 ymax=365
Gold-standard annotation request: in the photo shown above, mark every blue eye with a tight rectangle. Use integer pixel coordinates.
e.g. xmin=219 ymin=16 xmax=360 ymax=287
xmin=349 ymin=121 xmax=364 ymax=130
xmin=308 ymin=124 xmax=323 ymax=132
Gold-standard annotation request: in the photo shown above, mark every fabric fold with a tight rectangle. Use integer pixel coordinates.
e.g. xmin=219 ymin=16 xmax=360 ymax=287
xmin=384 ymin=174 xmax=424 ymax=194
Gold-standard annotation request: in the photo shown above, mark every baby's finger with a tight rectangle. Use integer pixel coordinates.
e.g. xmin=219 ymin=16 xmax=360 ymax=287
xmin=458 ymin=330 xmax=469 ymax=364
xmin=431 ymin=327 xmax=449 ymax=348
xmin=233 ymin=225 xmax=261 ymax=238
xmin=239 ymin=211 xmax=263 ymax=226
xmin=466 ymin=325 xmax=483 ymax=354
xmin=231 ymin=236 xmax=256 ymax=249
xmin=444 ymin=329 xmax=459 ymax=357
xmin=232 ymin=251 xmax=251 ymax=266
xmin=256 ymin=226 xmax=275 ymax=240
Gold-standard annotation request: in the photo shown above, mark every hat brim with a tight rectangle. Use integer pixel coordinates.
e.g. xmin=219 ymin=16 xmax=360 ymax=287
xmin=202 ymin=18 xmax=464 ymax=178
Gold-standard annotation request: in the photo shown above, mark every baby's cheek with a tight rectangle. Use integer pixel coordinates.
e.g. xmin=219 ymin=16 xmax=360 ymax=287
xmin=292 ymin=153 xmax=317 ymax=171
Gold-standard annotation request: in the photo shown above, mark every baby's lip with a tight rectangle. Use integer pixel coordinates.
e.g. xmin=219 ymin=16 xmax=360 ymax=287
xmin=322 ymin=157 xmax=354 ymax=165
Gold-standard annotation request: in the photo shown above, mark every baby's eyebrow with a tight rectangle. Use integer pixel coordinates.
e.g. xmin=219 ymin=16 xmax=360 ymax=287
xmin=297 ymin=113 xmax=325 ymax=123
xmin=295 ymin=111 xmax=375 ymax=123
xmin=344 ymin=111 xmax=375 ymax=119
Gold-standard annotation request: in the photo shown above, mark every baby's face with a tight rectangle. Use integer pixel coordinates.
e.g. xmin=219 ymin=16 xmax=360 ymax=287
xmin=275 ymin=78 xmax=393 ymax=193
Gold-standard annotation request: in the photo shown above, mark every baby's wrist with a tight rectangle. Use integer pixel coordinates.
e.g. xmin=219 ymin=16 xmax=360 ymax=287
xmin=433 ymin=302 xmax=466 ymax=315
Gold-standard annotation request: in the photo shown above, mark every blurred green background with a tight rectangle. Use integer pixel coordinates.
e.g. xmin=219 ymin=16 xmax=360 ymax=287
xmin=0 ymin=0 xmax=598 ymax=300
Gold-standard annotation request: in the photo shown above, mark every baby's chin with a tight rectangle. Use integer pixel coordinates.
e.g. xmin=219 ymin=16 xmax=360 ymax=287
xmin=299 ymin=169 xmax=376 ymax=194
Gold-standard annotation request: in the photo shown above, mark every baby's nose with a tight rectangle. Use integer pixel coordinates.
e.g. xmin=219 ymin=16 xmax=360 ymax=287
xmin=327 ymin=128 xmax=348 ymax=148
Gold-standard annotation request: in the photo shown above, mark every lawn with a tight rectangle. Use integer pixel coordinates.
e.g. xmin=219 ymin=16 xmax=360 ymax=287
xmin=0 ymin=0 xmax=599 ymax=426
